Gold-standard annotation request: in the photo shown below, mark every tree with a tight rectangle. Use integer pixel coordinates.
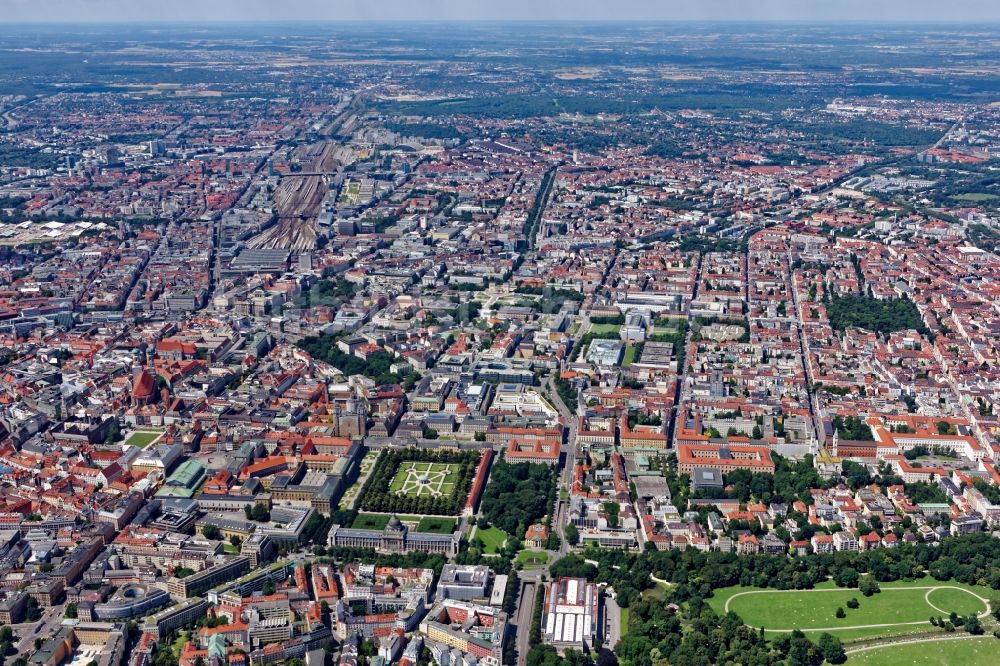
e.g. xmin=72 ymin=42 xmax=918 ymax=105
xmin=965 ymin=615 xmax=984 ymax=635
xmin=937 ymin=421 xmax=956 ymax=436
xmin=64 ymin=602 xmax=78 ymax=618
xmin=835 ymin=607 xmax=845 ymax=619
xmin=859 ymin=577 xmax=880 ymax=597
xmin=817 ymin=633 xmax=846 ymax=664
xmin=105 ymin=419 xmax=121 ymax=444
xmin=565 ymin=523 xmax=579 ymax=546
xmin=479 ymin=457 xmax=558 ymax=538
xmin=595 ymin=649 xmax=618 ymax=666
xmin=846 ymin=598 xmax=859 ymax=609
xmin=230 ymin=534 xmax=242 ymax=548
xmin=526 ymin=645 xmax=562 ymax=666
xmin=24 ymin=598 xmax=40 ymax=622
xmin=826 ymin=293 xmax=924 ymax=336
xmin=833 ymin=567 xmax=859 ymax=588
xmin=263 ymin=581 xmax=276 ymax=596
xmin=785 ymin=630 xmax=822 ymax=666
xmin=202 ymin=524 xmax=221 ymax=540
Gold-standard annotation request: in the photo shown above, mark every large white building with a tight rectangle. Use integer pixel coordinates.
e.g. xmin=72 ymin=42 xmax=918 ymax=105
xmin=488 ymin=384 xmax=559 ymax=425
xmin=542 ymin=577 xmax=599 ymax=650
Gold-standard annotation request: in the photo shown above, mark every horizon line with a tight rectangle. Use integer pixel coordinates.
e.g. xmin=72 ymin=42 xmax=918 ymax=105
xmin=1 ymin=18 xmax=999 ymax=26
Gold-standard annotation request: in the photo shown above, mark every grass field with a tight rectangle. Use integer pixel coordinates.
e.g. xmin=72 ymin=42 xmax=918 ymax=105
xmin=709 ymin=579 xmax=991 ymax=642
xmin=620 ymin=607 xmax=630 ymax=637
xmin=517 ymin=550 xmax=549 ymax=568
xmin=351 ymin=513 xmax=390 ymax=530
xmin=589 ymin=323 xmax=622 ymax=335
xmin=388 ymin=461 xmax=461 ymax=498
xmin=416 ymin=516 xmax=457 ymax=534
xmin=353 ymin=513 xmax=451 ymax=531
xmin=476 ymin=526 xmax=509 ymax=554
xmin=953 ymin=193 xmax=999 ymax=203
xmin=124 ymin=430 xmax=163 ymax=448
xmin=651 ymin=325 xmax=683 ymax=335
xmin=642 ymin=581 xmax=672 ymax=602
xmin=623 ymin=345 xmax=637 ymax=367
xmin=847 ymin=637 xmax=998 ymax=665
xmin=170 ymin=630 xmax=189 ymax=658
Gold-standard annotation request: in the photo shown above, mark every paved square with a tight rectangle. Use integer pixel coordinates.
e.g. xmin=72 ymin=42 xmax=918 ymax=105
xmin=389 ymin=461 xmax=460 ymax=498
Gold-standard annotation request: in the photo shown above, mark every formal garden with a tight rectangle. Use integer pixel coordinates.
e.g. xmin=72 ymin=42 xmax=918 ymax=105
xmin=359 ymin=448 xmax=480 ymax=516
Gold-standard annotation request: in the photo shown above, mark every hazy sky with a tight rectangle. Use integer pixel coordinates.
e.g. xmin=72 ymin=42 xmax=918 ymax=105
xmin=1 ymin=0 xmax=998 ymax=23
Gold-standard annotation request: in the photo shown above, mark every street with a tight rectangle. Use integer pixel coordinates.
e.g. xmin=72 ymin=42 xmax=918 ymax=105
xmin=514 ymin=581 xmax=537 ymax=666
xmin=604 ymin=594 xmax=622 ymax=650
xmin=15 ymin=607 xmax=63 ymax=653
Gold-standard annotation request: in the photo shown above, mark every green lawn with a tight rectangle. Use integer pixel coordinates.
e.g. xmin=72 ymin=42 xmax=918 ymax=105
xmin=170 ymin=630 xmax=189 ymax=658
xmin=476 ymin=526 xmax=509 ymax=554
xmin=623 ymin=346 xmax=637 ymax=367
xmin=709 ymin=580 xmax=990 ymax=642
xmin=643 ymin=582 xmax=671 ymax=601
xmin=124 ymin=430 xmax=163 ymax=448
xmin=620 ymin=607 xmax=630 ymax=637
xmin=351 ymin=513 xmax=390 ymax=530
xmin=416 ymin=516 xmax=457 ymax=534
xmin=651 ymin=316 xmax=685 ymax=335
xmin=589 ymin=323 xmax=622 ymax=336
xmin=953 ymin=193 xmax=999 ymax=203
xmin=352 ymin=513 xmax=438 ymax=530
xmin=926 ymin=587 xmax=987 ymax=615
xmin=848 ymin=637 xmax=998 ymax=665
xmin=223 ymin=543 xmax=239 ymax=554
xmin=517 ymin=550 xmax=549 ymax=568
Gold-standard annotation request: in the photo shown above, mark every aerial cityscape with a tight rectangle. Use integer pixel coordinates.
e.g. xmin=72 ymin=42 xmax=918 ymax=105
xmin=0 ymin=7 xmax=999 ymax=666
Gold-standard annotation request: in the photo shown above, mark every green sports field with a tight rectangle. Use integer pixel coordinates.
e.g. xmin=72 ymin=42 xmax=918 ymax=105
xmin=847 ymin=637 xmax=998 ymax=665
xmin=708 ymin=579 xmax=991 ymax=642
xmin=388 ymin=461 xmax=461 ymax=498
